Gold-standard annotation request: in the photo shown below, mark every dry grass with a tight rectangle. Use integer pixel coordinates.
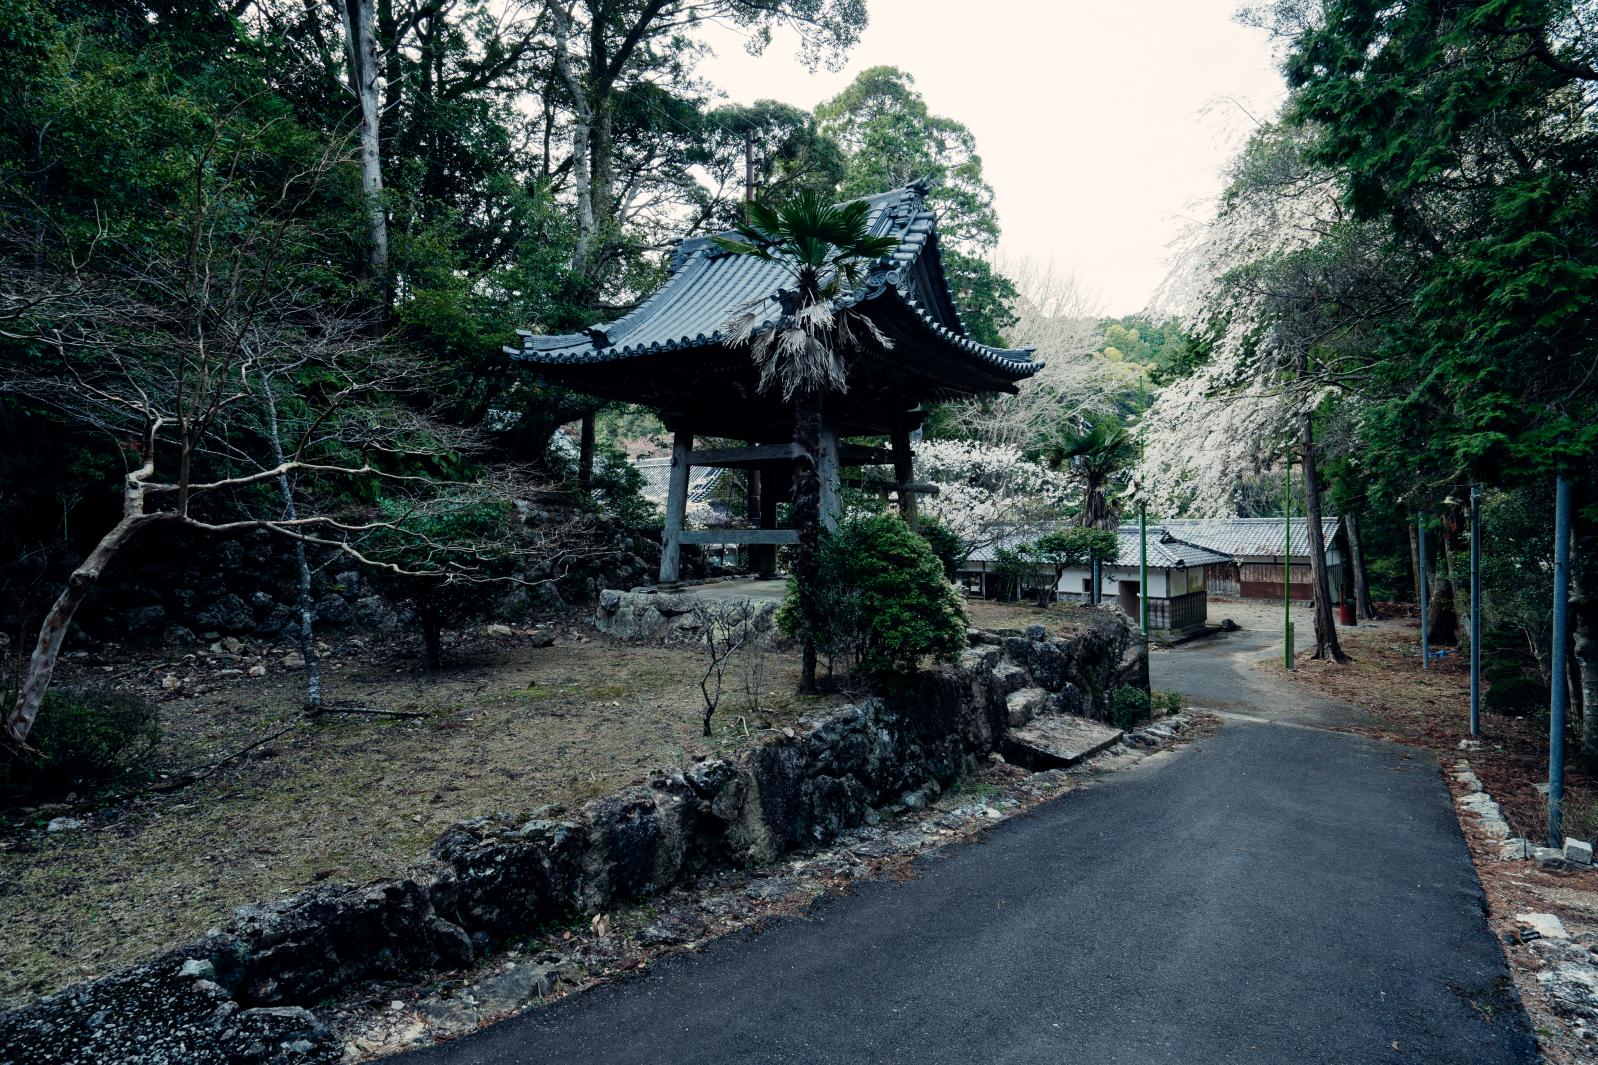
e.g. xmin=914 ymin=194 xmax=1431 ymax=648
xmin=964 ymin=599 xmax=1103 ymax=639
xmin=0 ymin=622 xmax=837 ymax=1006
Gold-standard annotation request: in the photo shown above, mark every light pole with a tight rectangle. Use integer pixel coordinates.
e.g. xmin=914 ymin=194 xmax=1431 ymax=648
xmin=1137 ymin=374 xmax=1149 ymax=639
xmin=1469 ymin=486 xmax=1482 ymax=738
xmin=1284 ymin=442 xmax=1294 ymax=671
xmin=1549 ymin=475 xmax=1572 ymax=847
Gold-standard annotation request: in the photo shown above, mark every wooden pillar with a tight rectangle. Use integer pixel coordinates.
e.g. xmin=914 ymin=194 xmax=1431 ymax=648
xmin=818 ymin=419 xmax=842 ymax=532
xmin=890 ymin=424 xmax=919 ymax=531
xmin=659 ymin=430 xmax=693 ymax=585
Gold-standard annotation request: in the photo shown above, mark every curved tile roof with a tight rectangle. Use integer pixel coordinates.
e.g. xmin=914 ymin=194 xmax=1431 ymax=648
xmin=1159 ymin=517 xmax=1342 ymax=559
xmin=964 ymin=524 xmax=1234 ymax=569
xmin=508 ymin=182 xmax=1038 ymax=381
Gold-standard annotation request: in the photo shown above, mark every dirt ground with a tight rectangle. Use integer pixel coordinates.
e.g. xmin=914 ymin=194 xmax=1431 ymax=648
xmin=964 ymin=598 xmax=1110 ymax=639
xmin=0 ymin=618 xmax=833 ymax=1006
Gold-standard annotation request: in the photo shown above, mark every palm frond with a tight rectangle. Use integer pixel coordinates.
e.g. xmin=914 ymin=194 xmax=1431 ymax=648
xmin=718 ymin=190 xmax=905 ymax=398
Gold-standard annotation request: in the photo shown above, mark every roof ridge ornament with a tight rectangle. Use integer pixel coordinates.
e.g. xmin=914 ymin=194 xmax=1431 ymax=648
xmin=585 ymin=326 xmax=611 ymax=349
xmin=906 ymin=176 xmax=934 ymax=197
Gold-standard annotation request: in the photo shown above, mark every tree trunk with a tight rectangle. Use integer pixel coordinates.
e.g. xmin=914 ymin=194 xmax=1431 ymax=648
xmin=792 ymin=389 xmax=823 ymax=691
xmin=1299 ymin=409 xmax=1348 ymax=662
xmin=7 ymin=468 xmax=162 ymax=744
xmin=577 ymin=411 xmax=596 ymax=493
xmin=1426 ymin=576 xmax=1460 ymax=645
xmin=1407 ymin=517 xmax=1422 ymax=606
xmin=1345 ymin=512 xmax=1377 ymax=619
xmin=341 ymin=0 xmax=389 ymax=302
xmin=1573 ymin=526 xmax=1597 ymax=763
xmin=548 ymin=2 xmax=596 ymax=275
xmin=262 ymin=383 xmax=324 ymax=713
xmin=421 ymin=611 xmax=443 ymax=672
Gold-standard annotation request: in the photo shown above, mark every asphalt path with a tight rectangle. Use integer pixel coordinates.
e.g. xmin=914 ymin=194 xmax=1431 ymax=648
xmin=399 ymin=611 xmax=1534 ymax=1065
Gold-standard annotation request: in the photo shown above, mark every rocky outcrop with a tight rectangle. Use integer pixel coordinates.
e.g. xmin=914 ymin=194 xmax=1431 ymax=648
xmin=0 ymin=609 xmax=1148 ymax=1060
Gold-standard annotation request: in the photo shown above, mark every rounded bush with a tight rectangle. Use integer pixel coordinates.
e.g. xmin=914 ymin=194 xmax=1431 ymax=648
xmin=3 ymin=687 xmax=160 ymax=799
xmin=781 ymin=513 xmax=969 ymax=682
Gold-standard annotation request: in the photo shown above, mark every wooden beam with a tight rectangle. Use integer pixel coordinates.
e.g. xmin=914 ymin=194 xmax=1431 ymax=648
xmin=891 ymin=426 xmax=919 ymax=531
xmin=688 ymin=443 xmax=801 ymax=467
xmin=818 ymin=419 xmax=842 ymax=533
xmin=680 ymin=529 xmax=800 ymax=546
xmin=658 ymin=430 xmax=693 ymax=584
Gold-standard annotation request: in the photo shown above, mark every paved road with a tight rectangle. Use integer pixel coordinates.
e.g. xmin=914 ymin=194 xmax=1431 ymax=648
xmin=400 ymin=613 xmax=1533 ymax=1065
xmin=1158 ymin=600 xmax=1373 ymax=729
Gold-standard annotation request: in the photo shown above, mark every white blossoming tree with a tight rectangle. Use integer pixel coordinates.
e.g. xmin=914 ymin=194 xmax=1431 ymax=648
xmin=917 ymin=439 xmax=1078 ymax=551
xmin=944 ymin=258 xmax=1131 ymax=454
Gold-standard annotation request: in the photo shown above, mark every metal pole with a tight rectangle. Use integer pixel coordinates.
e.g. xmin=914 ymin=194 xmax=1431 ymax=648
xmin=1091 ymin=556 xmax=1101 ymax=606
xmin=1284 ymin=443 xmax=1293 ymax=671
xmin=1138 ymin=374 xmax=1149 ymax=638
xmin=1139 ymin=503 xmax=1149 ymax=636
xmin=1549 ymin=475 xmax=1572 ymax=847
xmin=1469 ymin=486 xmax=1482 ymax=738
xmin=1418 ymin=510 xmax=1429 ymax=669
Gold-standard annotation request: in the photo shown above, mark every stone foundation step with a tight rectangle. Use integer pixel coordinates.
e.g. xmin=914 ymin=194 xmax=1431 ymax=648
xmin=1001 ymin=715 xmax=1124 ymax=771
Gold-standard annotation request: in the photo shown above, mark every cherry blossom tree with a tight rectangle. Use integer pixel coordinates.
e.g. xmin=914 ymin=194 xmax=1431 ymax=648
xmin=916 ymin=439 xmax=1077 ymax=550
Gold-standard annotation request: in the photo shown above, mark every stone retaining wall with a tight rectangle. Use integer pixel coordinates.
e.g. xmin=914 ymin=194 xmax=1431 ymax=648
xmin=594 ymin=585 xmax=784 ymax=644
xmin=0 ymin=611 xmax=1146 ymax=1065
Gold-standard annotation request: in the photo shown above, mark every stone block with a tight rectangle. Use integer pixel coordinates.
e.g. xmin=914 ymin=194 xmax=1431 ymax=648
xmin=1563 ymin=838 xmax=1594 ymax=866
xmin=1006 ymin=687 xmax=1047 ymax=728
xmin=990 ymin=662 xmax=1027 ymax=695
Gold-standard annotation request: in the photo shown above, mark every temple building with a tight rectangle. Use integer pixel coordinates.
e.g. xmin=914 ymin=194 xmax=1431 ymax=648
xmin=508 ymin=181 xmax=1040 ymax=584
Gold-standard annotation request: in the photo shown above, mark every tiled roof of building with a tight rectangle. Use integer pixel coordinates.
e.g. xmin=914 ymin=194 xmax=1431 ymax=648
xmin=964 ymin=524 xmax=1232 ymax=569
xmin=1111 ymin=526 xmax=1234 ymax=568
xmin=1159 ymin=517 xmax=1341 ymax=560
xmin=634 ymin=458 xmax=729 ymax=504
xmin=507 ymin=182 xmax=1038 ymax=380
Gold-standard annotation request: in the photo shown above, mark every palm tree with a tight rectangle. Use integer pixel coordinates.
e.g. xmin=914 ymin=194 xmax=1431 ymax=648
xmin=1040 ymin=416 xmax=1136 ymax=529
xmin=716 ymin=190 xmax=899 ymax=690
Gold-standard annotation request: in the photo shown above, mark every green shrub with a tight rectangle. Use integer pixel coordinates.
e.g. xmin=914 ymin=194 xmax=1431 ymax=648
xmin=2 ymin=687 xmax=160 ymax=799
xmin=916 ymin=517 xmax=966 ymax=582
xmin=988 ymin=546 xmax=1031 ymax=602
xmin=780 ymin=513 xmax=969 ymax=683
xmin=1152 ymin=690 xmax=1185 ymax=714
xmin=1484 ymin=655 xmax=1546 ymax=718
xmin=1110 ymin=686 xmax=1151 ymax=730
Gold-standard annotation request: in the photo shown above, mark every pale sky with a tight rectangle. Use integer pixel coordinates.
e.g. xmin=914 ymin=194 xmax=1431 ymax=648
xmin=698 ymin=0 xmax=1286 ymax=316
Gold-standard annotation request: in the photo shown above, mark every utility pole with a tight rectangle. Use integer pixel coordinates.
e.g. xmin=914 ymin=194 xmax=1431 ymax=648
xmin=1284 ymin=446 xmax=1292 ymax=669
xmin=1469 ymin=486 xmax=1482 ymax=738
xmin=1137 ymin=375 xmax=1149 ymax=638
xmin=1549 ymin=475 xmax=1572 ymax=847
xmin=1418 ymin=510 xmax=1429 ymax=669
xmin=1139 ymin=504 xmax=1149 ymax=635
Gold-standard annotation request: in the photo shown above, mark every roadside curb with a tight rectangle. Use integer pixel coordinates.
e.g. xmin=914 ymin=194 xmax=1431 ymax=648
xmin=1453 ymin=759 xmax=1594 ymax=867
